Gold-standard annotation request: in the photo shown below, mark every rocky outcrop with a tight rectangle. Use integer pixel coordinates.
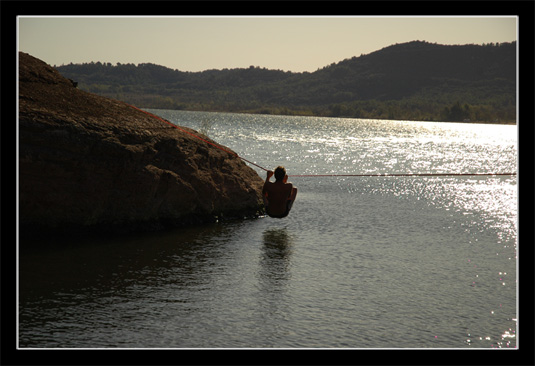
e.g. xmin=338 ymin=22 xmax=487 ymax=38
xmin=18 ymin=52 xmax=264 ymax=236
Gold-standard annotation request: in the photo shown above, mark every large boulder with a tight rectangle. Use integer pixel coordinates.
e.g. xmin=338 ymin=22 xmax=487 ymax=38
xmin=18 ymin=52 xmax=264 ymax=236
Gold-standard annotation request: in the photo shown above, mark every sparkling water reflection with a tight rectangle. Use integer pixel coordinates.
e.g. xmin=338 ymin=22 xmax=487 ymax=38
xmin=19 ymin=111 xmax=517 ymax=349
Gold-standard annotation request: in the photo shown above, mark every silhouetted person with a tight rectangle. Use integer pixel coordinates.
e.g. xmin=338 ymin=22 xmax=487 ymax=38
xmin=262 ymin=166 xmax=298 ymax=218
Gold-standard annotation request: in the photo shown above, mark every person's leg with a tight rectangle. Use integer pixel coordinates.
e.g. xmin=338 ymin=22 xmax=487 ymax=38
xmin=286 ymin=187 xmax=298 ymax=213
xmin=289 ymin=187 xmax=298 ymax=202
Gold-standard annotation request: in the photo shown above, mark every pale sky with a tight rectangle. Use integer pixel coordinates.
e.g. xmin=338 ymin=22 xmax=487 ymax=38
xmin=18 ymin=16 xmax=517 ymax=73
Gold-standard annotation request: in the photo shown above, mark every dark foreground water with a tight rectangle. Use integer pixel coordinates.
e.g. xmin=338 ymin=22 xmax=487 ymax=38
xmin=19 ymin=112 xmax=517 ymax=348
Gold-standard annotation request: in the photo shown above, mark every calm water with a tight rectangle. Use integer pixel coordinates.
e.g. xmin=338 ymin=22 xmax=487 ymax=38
xmin=19 ymin=111 xmax=518 ymax=349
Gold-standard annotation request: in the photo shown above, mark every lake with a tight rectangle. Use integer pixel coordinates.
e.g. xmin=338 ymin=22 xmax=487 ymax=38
xmin=18 ymin=111 xmax=517 ymax=349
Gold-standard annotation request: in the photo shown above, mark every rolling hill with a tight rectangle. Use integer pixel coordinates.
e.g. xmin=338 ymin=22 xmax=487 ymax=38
xmin=55 ymin=41 xmax=516 ymax=123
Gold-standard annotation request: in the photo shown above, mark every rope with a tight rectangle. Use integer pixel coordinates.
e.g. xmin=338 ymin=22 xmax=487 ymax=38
xmin=289 ymin=172 xmax=516 ymax=177
xmin=127 ymin=104 xmax=516 ymax=179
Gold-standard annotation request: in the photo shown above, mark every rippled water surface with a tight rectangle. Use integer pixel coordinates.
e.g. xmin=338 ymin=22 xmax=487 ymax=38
xmin=19 ymin=111 xmax=517 ymax=349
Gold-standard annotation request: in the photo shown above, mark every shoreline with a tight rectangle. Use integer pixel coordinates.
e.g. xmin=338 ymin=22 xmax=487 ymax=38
xmin=145 ymin=107 xmax=517 ymax=126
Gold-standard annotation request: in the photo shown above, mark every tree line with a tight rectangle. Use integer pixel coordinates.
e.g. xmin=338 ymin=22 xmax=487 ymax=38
xmin=56 ymin=41 xmax=516 ymax=123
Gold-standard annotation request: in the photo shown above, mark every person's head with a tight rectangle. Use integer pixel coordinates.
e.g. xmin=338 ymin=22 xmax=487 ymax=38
xmin=274 ymin=166 xmax=286 ymax=181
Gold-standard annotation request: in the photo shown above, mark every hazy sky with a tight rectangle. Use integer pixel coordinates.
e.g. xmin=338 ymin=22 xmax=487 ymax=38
xmin=18 ymin=16 xmax=517 ymax=73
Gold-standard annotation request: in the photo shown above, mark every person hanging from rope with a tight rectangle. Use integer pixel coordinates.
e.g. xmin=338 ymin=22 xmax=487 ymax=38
xmin=262 ymin=166 xmax=298 ymax=219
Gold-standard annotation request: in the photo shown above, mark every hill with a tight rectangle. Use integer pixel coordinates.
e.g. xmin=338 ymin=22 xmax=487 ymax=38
xmin=55 ymin=41 xmax=516 ymax=123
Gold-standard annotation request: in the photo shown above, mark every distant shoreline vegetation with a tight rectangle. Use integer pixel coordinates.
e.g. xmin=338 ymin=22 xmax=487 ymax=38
xmin=55 ymin=41 xmax=516 ymax=124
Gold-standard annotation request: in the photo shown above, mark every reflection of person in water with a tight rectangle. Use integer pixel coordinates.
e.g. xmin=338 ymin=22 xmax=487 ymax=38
xmin=263 ymin=228 xmax=292 ymax=253
xmin=261 ymin=228 xmax=293 ymax=285
xmin=262 ymin=166 xmax=298 ymax=218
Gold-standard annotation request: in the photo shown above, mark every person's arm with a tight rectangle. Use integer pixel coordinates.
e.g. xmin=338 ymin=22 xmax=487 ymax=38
xmin=262 ymin=171 xmax=273 ymax=196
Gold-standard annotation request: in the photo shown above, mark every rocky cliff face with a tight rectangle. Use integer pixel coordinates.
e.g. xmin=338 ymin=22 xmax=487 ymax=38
xmin=18 ymin=52 xmax=264 ymax=236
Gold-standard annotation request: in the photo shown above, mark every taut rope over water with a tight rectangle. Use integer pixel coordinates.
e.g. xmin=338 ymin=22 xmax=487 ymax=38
xmin=288 ymin=173 xmax=516 ymax=177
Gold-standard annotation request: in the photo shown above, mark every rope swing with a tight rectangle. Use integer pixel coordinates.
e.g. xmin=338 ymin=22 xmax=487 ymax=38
xmin=288 ymin=172 xmax=516 ymax=177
